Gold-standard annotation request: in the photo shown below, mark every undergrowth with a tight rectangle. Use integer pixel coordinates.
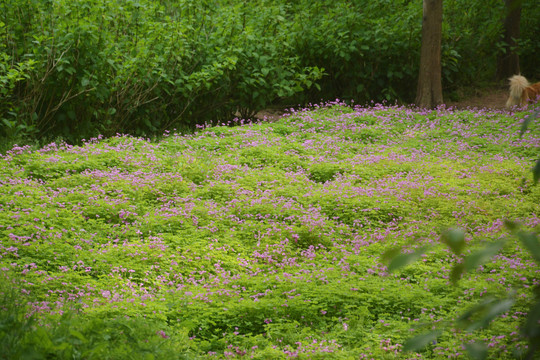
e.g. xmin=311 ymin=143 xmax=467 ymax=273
xmin=0 ymin=102 xmax=539 ymax=358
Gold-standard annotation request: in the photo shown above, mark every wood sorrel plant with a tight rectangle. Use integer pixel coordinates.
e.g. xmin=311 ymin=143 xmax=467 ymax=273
xmin=0 ymin=102 xmax=539 ymax=358
xmin=386 ymin=107 xmax=540 ymax=360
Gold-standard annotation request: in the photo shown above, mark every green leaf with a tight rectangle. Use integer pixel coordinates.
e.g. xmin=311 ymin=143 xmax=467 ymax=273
xmin=460 ymin=298 xmax=514 ymax=332
xmin=69 ymin=329 xmax=87 ymax=342
xmin=520 ymin=108 xmax=539 ymax=138
xmin=441 ymin=227 xmax=466 ymax=255
xmin=518 ymin=231 xmax=540 ymax=265
xmin=381 ymin=247 xmax=401 ymax=263
xmin=519 ymin=116 xmax=533 ymax=138
xmin=523 ymin=300 xmax=540 ymax=338
xmin=503 ymin=219 xmax=519 ymax=232
xmin=458 ymin=298 xmax=494 ymax=323
xmin=450 ymin=263 xmax=465 ymax=284
xmin=481 ymin=298 xmax=514 ymax=326
xmin=533 ymin=159 xmax=540 ymax=184
xmin=1 ymin=118 xmax=15 ymax=129
xmin=387 ymin=247 xmax=428 ymax=273
xmin=403 ymin=330 xmax=442 ymax=352
xmin=465 ymin=341 xmax=488 ymax=360
xmin=463 ymin=240 xmax=506 ymax=272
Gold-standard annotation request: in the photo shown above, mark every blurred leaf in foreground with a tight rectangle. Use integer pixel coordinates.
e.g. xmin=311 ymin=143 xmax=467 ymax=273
xmin=403 ymin=329 xmax=442 ymax=352
xmin=386 ymin=247 xmax=429 ymax=273
xmin=441 ymin=227 xmax=466 ymax=255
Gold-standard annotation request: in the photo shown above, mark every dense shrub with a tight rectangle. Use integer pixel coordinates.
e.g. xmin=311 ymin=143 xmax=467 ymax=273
xmin=0 ymin=0 xmax=323 ymax=143
xmin=285 ymin=0 xmax=422 ymax=104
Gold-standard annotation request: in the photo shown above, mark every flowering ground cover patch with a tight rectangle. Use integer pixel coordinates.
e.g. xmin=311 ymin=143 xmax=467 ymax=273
xmin=1 ymin=102 xmax=539 ymax=359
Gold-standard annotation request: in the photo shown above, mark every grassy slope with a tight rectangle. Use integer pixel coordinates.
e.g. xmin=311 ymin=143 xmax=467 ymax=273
xmin=1 ymin=102 xmax=539 ymax=359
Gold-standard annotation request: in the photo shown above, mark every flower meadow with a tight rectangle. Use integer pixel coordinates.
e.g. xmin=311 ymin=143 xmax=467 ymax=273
xmin=1 ymin=102 xmax=539 ymax=359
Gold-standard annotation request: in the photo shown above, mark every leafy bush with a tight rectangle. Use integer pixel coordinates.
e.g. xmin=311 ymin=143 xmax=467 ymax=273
xmin=0 ymin=0 xmax=323 ymax=143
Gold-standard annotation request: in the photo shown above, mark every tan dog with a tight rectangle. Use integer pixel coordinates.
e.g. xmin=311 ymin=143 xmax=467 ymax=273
xmin=506 ymin=75 xmax=540 ymax=108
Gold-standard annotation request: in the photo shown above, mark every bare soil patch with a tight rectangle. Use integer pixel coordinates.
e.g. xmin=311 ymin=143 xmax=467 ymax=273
xmin=446 ymin=89 xmax=509 ymax=110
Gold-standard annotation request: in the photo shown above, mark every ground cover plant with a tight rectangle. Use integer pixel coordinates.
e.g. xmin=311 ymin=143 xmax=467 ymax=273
xmin=1 ymin=102 xmax=539 ymax=359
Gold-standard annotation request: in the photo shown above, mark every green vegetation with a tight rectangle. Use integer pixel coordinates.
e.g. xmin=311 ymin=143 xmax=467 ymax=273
xmin=2 ymin=0 xmax=540 ymax=357
xmin=1 ymin=0 xmax=539 ymax=144
xmin=1 ymin=102 xmax=539 ymax=358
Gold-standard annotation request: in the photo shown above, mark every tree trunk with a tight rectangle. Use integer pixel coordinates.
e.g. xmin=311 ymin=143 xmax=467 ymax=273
xmin=415 ymin=0 xmax=443 ymax=109
xmin=496 ymin=0 xmax=521 ymax=80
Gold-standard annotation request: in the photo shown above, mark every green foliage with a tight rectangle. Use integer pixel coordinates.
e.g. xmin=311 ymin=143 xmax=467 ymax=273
xmin=393 ymin=224 xmax=540 ymax=359
xmin=286 ymin=0 xmax=422 ymax=103
xmin=1 ymin=103 xmax=539 ymax=358
xmin=0 ymin=275 xmax=194 ymax=360
xmin=1 ymin=0 xmax=539 ymax=144
xmin=518 ymin=0 xmax=540 ymax=79
xmin=386 ymin=101 xmax=540 ymax=360
xmin=0 ymin=0 xmax=323 ymax=143
xmin=0 ymin=52 xmax=37 ymax=139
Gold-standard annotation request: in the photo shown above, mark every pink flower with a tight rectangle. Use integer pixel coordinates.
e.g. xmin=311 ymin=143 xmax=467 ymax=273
xmin=157 ymin=330 xmax=169 ymax=339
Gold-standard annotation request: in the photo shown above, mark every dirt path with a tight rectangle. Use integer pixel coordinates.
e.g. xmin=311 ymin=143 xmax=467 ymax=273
xmin=446 ymin=89 xmax=509 ymax=110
